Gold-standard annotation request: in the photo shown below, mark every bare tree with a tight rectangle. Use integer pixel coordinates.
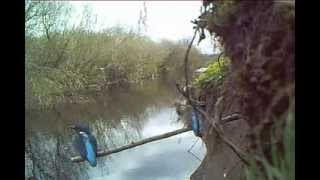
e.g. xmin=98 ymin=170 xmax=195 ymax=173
xmin=25 ymin=1 xmax=72 ymax=39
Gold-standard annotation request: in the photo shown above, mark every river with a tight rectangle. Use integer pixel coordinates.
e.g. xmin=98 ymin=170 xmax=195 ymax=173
xmin=25 ymin=81 xmax=206 ymax=180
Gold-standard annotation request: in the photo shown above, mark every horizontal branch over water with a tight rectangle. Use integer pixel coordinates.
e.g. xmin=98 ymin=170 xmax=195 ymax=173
xmin=71 ymin=127 xmax=192 ymax=163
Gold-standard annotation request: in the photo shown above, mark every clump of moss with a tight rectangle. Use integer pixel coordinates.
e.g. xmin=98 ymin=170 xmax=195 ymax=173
xmin=194 ymin=57 xmax=230 ymax=88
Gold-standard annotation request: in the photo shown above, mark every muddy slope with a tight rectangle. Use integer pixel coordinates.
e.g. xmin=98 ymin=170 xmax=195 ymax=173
xmin=191 ymin=1 xmax=294 ymax=180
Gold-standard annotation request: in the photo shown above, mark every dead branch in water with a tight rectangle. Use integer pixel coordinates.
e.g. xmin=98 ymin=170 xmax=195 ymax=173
xmin=71 ymin=127 xmax=192 ymax=163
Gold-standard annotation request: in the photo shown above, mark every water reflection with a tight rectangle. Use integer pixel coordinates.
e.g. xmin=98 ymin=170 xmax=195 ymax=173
xmin=25 ymin=81 xmax=206 ymax=180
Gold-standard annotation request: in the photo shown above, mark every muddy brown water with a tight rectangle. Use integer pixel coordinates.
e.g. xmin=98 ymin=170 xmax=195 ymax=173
xmin=25 ymin=81 xmax=206 ymax=180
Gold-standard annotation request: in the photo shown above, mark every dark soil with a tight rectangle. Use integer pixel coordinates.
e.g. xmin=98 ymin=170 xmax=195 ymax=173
xmin=190 ymin=1 xmax=294 ymax=180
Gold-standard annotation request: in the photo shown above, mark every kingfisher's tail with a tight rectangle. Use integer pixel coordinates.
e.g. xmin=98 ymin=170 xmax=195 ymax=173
xmin=88 ymin=158 xmax=97 ymax=167
xmin=84 ymin=138 xmax=97 ymax=167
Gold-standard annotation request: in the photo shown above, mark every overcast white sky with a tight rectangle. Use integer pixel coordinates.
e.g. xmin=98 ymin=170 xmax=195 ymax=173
xmin=68 ymin=1 xmax=215 ymax=54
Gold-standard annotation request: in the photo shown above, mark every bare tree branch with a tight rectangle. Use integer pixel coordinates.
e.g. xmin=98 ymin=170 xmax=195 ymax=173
xmin=178 ymin=22 xmax=250 ymax=165
xmin=71 ymin=127 xmax=192 ymax=163
xmin=184 ymin=28 xmax=199 ymax=101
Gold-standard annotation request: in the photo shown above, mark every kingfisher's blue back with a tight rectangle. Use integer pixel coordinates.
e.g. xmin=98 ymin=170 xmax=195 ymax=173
xmin=191 ymin=110 xmax=199 ymax=136
xmin=74 ymin=131 xmax=97 ymax=167
xmin=81 ymin=133 xmax=97 ymax=167
xmin=71 ymin=123 xmax=98 ymax=167
xmin=191 ymin=109 xmax=203 ymax=137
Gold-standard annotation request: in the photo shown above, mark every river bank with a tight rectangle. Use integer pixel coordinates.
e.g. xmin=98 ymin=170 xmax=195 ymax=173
xmin=25 ymin=81 xmax=206 ymax=180
xmin=188 ymin=1 xmax=294 ymax=180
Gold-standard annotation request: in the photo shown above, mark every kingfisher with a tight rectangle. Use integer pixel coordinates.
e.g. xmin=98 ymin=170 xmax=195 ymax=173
xmin=191 ymin=108 xmax=203 ymax=137
xmin=70 ymin=123 xmax=98 ymax=167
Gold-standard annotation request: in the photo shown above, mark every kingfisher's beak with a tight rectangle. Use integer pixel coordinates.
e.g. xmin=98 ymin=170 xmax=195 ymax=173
xmin=69 ymin=125 xmax=76 ymax=130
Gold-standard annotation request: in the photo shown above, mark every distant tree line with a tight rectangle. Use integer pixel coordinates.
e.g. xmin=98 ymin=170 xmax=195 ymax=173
xmin=25 ymin=1 xmax=208 ymax=109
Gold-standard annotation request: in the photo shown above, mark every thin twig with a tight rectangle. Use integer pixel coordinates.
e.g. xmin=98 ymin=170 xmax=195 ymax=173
xmin=224 ymin=159 xmax=242 ymax=178
xmin=184 ymin=28 xmax=199 ymax=101
xmin=188 ymin=149 xmax=202 ymax=162
xmin=187 ymin=138 xmax=202 ymax=161
xmin=180 ymin=25 xmax=250 ymax=165
xmin=187 ymin=138 xmax=200 ymax=152
xmin=217 ymin=51 xmax=224 ymax=69
xmin=176 ymin=83 xmax=204 ymax=106
xmin=194 ymin=102 xmax=250 ymax=165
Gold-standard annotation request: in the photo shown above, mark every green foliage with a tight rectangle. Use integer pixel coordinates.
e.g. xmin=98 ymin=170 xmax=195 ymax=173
xmin=26 ymin=28 xmax=206 ymax=109
xmin=194 ymin=57 xmax=230 ymax=88
xmin=245 ymin=107 xmax=295 ymax=180
xmin=25 ymin=1 xmax=207 ymax=109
